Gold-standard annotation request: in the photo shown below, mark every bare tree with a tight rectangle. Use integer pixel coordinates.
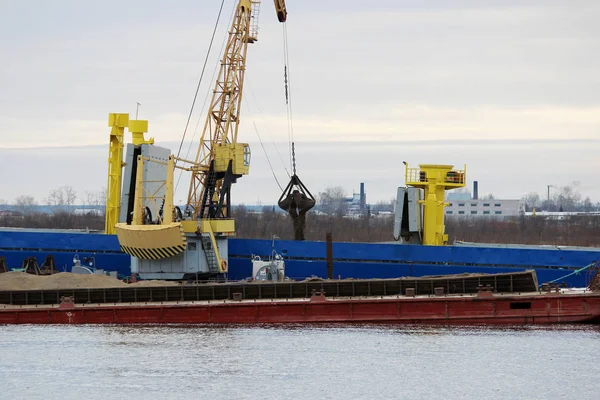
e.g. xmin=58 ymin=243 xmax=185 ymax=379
xmin=14 ymin=195 xmax=37 ymax=214
xmin=84 ymin=187 xmax=106 ymax=207
xmin=554 ymin=184 xmax=581 ymax=212
xmin=84 ymin=190 xmax=96 ymax=206
xmin=318 ymin=186 xmax=348 ymax=217
xmin=521 ymin=192 xmax=541 ymax=212
xmin=480 ymin=193 xmax=495 ymax=200
xmin=95 ymin=186 xmax=107 ymax=206
xmin=583 ymin=197 xmax=593 ymax=212
xmin=45 ymin=186 xmax=77 ymax=212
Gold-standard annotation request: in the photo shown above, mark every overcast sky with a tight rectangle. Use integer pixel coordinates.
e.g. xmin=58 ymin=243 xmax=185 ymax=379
xmin=1 ymin=0 xmax=599 ymax=205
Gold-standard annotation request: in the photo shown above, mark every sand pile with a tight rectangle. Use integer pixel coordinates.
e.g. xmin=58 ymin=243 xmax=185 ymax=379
xmin=130 ymin=280 xmax=180 ymax=287
xmin=0 ymin=272 xmax=183 ymax=291
xmin=0 ymin=272 xmax=128 ymax=291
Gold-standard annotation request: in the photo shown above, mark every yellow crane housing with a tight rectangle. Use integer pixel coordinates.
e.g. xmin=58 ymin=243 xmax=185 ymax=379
xmin=395 ymin=163 xmax=466 ymax=246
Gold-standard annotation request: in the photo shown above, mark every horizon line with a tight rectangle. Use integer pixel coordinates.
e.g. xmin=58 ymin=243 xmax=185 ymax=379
xmin=1 ymin=138 xmax=599 ymax=151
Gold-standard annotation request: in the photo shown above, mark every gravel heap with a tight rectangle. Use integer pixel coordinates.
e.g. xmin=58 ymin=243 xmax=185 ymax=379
xmin=0 ymin=272 xmax=180 ymax=291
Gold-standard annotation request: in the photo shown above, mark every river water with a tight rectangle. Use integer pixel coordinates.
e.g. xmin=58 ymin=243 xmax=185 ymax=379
xmin=1 ymin=324 xmax=598 ymax=400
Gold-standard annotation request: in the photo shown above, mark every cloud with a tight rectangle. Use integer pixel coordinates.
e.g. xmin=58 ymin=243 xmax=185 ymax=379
xmin=2 ymin=102 xmax=600 ymax=148
xmin=1 ymin=0 xmax=599 ymax=205
xmin=1 ymin=139 xmax=599 ymax=207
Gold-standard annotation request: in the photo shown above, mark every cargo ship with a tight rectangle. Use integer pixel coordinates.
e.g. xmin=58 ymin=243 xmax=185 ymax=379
xmin=2 ymin=0 xmax=599 ymax=291
xmin=1 ymin=228 xmax=600 ymax=288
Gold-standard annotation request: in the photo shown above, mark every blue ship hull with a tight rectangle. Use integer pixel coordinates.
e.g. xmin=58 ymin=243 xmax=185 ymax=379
xmin=1 ymin=229 xmax=599 ymax=288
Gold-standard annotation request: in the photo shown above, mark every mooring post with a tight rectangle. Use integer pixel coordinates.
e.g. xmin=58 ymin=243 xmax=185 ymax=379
xmin=326 ymin=232 xmax=333 ymax=279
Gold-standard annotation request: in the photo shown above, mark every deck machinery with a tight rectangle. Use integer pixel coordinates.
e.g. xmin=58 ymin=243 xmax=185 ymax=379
xmin=394 ymin=163 xmax=466 ymax=246
xmin=110 ymin=1 xmax=287 ymax=280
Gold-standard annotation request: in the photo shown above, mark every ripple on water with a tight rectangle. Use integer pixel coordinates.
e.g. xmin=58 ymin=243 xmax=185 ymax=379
xmin=1 ymin=324 xmax=598 ymax=400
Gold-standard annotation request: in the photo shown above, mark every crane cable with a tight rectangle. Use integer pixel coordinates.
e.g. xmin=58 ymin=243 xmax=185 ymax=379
xmin=175 ymin=0 xmax=226 ymax=168
xmin=240 ymin=78 xmax=285 ymax=191
xmin=174 ymin=0 xmax=232 ymax=192
xmin=254 ymin=120 xmax=285 ymax=191
xmin=282 ymin=22 xmax=296 ymax=176
xmin=245 ymin=78 xmax=291 ymax=179
xmin=244 ymin=96 xmax=285 ymax=192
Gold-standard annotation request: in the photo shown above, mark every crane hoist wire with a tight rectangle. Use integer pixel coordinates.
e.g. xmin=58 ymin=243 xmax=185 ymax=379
xmin=245 ymin=77 xmax=291 ymax=179
xmin=175 ymin=0 xmax=225 ymax=164
xmin=242 ymin=92 xmax=286 ymax=192
xmin=249 ymin=115 xmax=285 ymax=192
xmin=277 ymin=20 xmax=316 ymax=241
xmin=174 ymin=0 xmax=233 ymax=192
xmin=282 ymin=22 xmax=297 ymax=176
xmin=240 ymin=85 xmax=285 ymax=191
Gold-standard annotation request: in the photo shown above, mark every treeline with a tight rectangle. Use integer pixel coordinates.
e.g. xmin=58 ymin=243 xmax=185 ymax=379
xmin=520 ymin=183 xmax=598 ymax=212
xmin=1 ymin=186 xmax=106 ymax=214
xmin=0 ymin=212 xmax=105 ymax=231
xmin=445 ymin=216 xmax=600 ymax=247
xmin=234 ymin=207 xmax=394 ymax=242
xmin=234 ymin=208 xmax=600 ymax=247
xmin=2 ymin=208 xmax=600 ymax=248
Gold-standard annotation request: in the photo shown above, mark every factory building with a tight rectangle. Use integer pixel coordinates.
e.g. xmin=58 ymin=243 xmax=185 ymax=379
xmin=445 ymin=181 xmax=525 ymax=218
xmin=346 ymin=182 xmax=367 ymax=216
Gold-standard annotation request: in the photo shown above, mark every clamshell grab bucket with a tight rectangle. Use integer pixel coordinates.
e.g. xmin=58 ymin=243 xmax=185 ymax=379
xmin=278 ymin=175 xmax=315 ymax=240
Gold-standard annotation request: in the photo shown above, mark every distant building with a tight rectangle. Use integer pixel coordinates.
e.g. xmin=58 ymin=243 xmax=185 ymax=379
xmin=0 ymin=205 xmax=104 ymax=216
xmin=0 ymin=210 xmax=24 ymax=218
xmin=73 ymin=208 xmax=103 ymax=216
xmin=345 ymin=182 xmax=368 ymax=216
xmin=445 ymin=197 xmax=524 ymax=218
xmin=445 ymin=180 xmax=524 ymax=218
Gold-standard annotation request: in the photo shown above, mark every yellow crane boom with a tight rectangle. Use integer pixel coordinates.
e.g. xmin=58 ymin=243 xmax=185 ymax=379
xmin=186 ymin=0 xmax=259 ymax=224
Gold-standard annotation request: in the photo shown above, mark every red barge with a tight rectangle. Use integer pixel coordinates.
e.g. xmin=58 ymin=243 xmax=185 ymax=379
xmin=2 ymin=287 xmax=600 ymax=325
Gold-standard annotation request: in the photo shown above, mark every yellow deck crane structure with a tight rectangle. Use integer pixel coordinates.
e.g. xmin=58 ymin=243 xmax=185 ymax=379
xmin=393 ymin=163 xmax=466 ymax=246
xmin=112 ymin=0 xmax=287 ymax=280
xmin=105 ymin=114 xmax=154 ymax=235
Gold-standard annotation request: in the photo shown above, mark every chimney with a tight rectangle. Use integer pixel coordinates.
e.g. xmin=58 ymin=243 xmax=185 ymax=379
xmin=473 ymin=181 xmax=478 ymax=200
xmin=360 ymin=183 xmax=365 ymax=212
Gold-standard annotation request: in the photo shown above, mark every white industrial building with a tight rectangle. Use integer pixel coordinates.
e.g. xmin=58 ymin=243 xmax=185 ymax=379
xmin=445 ymin=181 xmax=524 ymax=218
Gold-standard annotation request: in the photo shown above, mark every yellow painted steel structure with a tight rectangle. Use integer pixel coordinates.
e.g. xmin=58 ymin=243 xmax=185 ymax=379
xmin=404 ymin=163 xmax=466 ymax=246
xmin=105 ymin=113 xmax=154 ymax=235
xmin=186 ymin=0 xmax=258 ymax=219
xmin=116 ymin=155 xmax=188 ymax=259
xmin=199 ymin=219 xmax=227 ymax=273
xmin=129 ymin=119 xmax=154 ymax=146
xmin=105 ymin=113 xmax=128 ymax=235
xmin=214 ymin=143 xmax=250 ymax=175
xmin=113 ymin=0 xmax=286 ymax=274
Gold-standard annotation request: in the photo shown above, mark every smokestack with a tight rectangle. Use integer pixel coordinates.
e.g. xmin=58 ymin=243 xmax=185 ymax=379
xmin=360 ymin=182 xmax=365 ymax=212
xmin=473 ymin=181 xmax=479 ymax=200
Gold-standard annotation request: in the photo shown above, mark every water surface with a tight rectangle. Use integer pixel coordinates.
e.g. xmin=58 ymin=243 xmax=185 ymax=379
xmin=1 ymin=324 xmax=598 ymax=399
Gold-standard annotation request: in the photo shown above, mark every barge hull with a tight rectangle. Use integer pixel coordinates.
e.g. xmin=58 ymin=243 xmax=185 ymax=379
xmin=2 ymin=293 xmax=599 ymax=325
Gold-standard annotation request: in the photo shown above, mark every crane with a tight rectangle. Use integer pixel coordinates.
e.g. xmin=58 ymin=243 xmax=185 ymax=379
xmin=393 ymin=163 xmax=466 ymax=246
xmin=105 ymin=114 xmax=154 ymax=235
xmin=113 ymin=0 xmax=287 ymax=280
